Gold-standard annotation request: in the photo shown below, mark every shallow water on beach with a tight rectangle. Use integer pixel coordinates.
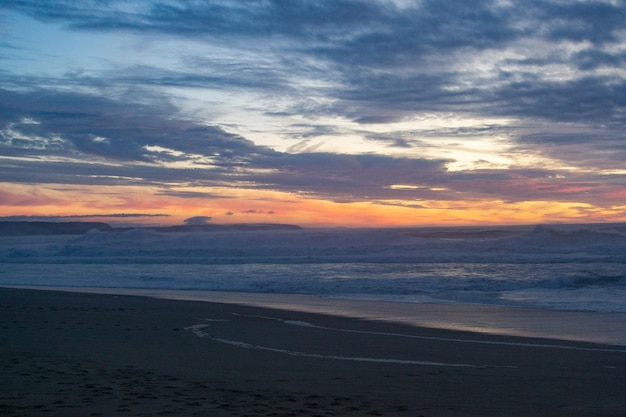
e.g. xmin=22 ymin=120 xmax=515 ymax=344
xmin=7 ymin=286 xmax=626 ymax=347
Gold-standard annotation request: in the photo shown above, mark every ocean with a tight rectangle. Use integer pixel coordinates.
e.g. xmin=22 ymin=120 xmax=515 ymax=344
xmin=2 ymin=223 xmax=626 ymax=345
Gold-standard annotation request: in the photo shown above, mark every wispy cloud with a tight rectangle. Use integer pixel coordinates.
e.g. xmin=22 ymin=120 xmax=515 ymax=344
xmin=1 ymin=0 xmax=625 ymax=225
xmin=0 ymin=213 xmax=170 ymax=221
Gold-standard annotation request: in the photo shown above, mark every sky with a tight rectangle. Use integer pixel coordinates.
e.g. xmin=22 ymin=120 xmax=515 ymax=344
xmin=1 ymin=0 xmax=626 ymax=227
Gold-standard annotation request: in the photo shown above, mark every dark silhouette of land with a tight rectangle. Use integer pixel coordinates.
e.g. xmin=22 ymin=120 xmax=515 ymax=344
xmin=0 ymin=221 xmax=302 ymax=236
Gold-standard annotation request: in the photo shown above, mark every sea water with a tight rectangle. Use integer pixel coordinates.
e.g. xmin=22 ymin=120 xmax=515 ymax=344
xmin=2 ymin=223 xmax=626 ymax=344
xmin=2 ymin=261 xmax=626 ymax=313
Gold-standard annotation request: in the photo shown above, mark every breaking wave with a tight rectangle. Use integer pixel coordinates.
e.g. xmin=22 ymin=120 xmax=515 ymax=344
xmin=2 ymin=224 xmax=626 ymax=312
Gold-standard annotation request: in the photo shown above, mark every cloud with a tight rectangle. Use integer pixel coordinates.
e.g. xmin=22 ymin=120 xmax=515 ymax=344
xmin=488 ymin=76 xmax=626 ymax=127
xmin=4 ymin=0 xmax=626 ymax=129
xmin=1 ymin=84 xmax=625 ymax=209
xmin=0 ymin=87 xmax=279 ymax=185
xmin=0 ymin=88 xmax=267 ymax=162
xmin=155 ymin=190 xmax=226 ymax=199
xmin=1 ymin=0 xmax=626 ymax=221
xmin=184 ymin=216 xmax=212 ymax=225
xmin=0 ymin=213 xmax=170 ymax=222
xmin=249 ymin=152 xmax=451 ymax=201
xmin=0 ymin=87 xmax=453 ymax=203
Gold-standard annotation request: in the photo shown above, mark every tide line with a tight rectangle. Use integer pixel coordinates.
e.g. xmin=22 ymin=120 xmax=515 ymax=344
xmin=233 ymin=313 xmax=626 ymax=354
xmin=185 ymin=320 xmax=514 ymax=368
xmin=211 ymin=337 xmax=491 ymax=368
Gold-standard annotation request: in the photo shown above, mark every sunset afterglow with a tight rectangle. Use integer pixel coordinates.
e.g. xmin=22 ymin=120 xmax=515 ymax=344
xmin=1 ymin=1 xmax=626 ymax=227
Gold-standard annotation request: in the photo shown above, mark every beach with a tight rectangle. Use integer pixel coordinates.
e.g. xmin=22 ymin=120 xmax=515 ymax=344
xmin=1 ymin=287 xmax=626 ymax=416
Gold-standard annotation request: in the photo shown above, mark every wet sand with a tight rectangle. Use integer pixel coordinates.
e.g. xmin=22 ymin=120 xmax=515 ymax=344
xmin=1 ymin=287 xmax=625 ymax=416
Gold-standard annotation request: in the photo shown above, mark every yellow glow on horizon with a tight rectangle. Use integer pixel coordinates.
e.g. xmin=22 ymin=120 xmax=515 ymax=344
xmin=1 ymin=182 xmax=625 ymax=227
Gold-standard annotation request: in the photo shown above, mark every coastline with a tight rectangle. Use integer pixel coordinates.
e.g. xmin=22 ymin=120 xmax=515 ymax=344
xmin=1 ymin=286 xmax=626 ymax=416
xmin=4 ymin=285 xmax=626 ymax=346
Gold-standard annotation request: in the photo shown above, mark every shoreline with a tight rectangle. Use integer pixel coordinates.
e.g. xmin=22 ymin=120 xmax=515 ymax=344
xmin=3 ymin=284 xmax=626 ymax=346
xmin=2 ymin=286 xmax=626 ymax=417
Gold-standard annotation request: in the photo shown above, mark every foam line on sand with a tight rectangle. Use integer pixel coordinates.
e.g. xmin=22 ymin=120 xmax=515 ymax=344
xmin=185 ymin=320 xmax=515 ymax=368
xmin=233 ymin=312 xmax=626 ymax=353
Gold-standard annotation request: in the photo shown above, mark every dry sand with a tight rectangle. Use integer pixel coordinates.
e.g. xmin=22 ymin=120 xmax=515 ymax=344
xmin=1 ymin=287 xmax=625 ymax=416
